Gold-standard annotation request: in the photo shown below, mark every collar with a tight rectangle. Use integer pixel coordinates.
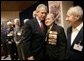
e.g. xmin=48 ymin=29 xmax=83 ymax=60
xmin=36 ymin=16 xmax=41 ymax=26
xmin=72 ymin=22 xmax=83 ymax=32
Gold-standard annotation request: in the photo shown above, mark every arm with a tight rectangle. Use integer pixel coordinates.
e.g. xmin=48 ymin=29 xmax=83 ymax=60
xmin=58 ymin=27 xmax=67 ymax=60
xmin=20 ymin=21 xmax=33 ymax=59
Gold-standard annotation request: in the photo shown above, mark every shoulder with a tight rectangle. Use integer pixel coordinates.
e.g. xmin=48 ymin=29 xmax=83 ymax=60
xmin=54 ymin=23 xmax=64 ymax=31
xmin=24 ymin=18 xmax=36 ymax=26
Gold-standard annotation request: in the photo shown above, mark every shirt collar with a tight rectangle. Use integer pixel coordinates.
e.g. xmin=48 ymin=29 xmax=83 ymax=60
xmin=76 ymin=22 xmax=83 ymax=31
xmin=72 ymin=22 xmax=83 ymax=32
xmin=36 ymin=16 xmax=41 ymax=26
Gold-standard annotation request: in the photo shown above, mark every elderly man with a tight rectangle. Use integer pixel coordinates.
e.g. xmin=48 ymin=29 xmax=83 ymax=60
xmin=45 ymin=13 xmax=67 ymax=60
xmin=66 ymin=6 xmax=83 ymax=60
xmin=20 ymin=4 xmax=47 ymax=60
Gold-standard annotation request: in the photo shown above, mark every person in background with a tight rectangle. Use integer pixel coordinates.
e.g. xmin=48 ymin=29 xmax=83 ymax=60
xmin=13 ymin=18 xmax=22 ymax=44
xmin=1 ymin=23 xmax=8 ymax=59
xmin=6 ymin=21 xmax=18 ymax=60
xmin=33 ymin=10 xmax=36 ymax=18
xmin=13 ymin=18 xmax=23 ymax=60
xmin=19 ymin=4 xmax=47 ymax=60
xmin=66 ymin=6 xmax=83 ymax=60
xmin=44 ymin=13 xmax=67 ymax=60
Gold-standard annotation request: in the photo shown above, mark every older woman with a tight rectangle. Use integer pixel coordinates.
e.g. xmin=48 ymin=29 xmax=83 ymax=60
xmin=45 ymin=13 xmax=67 ymax=60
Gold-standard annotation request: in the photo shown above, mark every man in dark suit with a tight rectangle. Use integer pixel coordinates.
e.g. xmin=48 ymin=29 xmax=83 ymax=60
xmin=19 ymin=4 xmax=47 ymax=60
xmin=44 ymin=13 xmax=67 ymax=60
xmin=66 ymin=6 xmax=83 ymax=60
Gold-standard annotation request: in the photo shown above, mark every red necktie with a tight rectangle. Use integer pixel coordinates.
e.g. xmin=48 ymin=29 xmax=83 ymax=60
xmin=40 ymin=22 xmax=44 ymax=30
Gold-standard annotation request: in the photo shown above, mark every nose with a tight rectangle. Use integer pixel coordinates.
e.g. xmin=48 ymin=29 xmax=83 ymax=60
xmin=45 ymin=20 xmax=47 ymax=23
xmin=43 ymin=14 xmax=46 ymax=17
xmin=45 ymin=20 xmax=48 ymax=23
xmin=65 ymin=17 xmax=68 ymax=21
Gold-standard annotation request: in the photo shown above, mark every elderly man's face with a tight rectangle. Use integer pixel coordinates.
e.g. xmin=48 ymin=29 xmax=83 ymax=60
xmin=45 ymin=14 xmax=54 ymax=26
xmin=66 ymin=12 xmax=77 ymax=25
xmin=37 ymin=7 xmax=47 ymax=21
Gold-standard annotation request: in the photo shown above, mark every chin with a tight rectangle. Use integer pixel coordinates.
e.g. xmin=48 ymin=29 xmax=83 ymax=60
xmin=41 ymin=18 xmax=45 ymax=20
xmin=41 ymin=19 xmax=44 ymax=21
xmin=46 ymin=24 xmax=50 ymax=26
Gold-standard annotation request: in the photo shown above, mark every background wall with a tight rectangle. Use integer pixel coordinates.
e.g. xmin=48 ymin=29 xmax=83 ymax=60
xmin=62 ymin=1 xmax=73 ymax=34
xmin=1 ymin=11 xmax=19 ymax=22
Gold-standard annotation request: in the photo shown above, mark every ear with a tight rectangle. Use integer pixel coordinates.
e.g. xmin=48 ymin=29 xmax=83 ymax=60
xmin=36 ymin=10 xmax=39 ymax=13
xmin=75 ymin=16 xmax=80 ymax=20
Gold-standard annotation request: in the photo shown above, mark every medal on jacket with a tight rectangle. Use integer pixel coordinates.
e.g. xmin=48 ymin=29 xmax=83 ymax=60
xmin=17 ymin=32 xmax=21 ymax=36
xmin=48 ymin=31 xmax=58 ymax=45
xmin=45 ymin=24 xmax=53 ymax=42
xmin=73 ymin=41 xmax=83 ymax=51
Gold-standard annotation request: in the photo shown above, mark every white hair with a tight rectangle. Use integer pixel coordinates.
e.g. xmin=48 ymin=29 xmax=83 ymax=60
xmin=7 ymin=21 xmax=13 ymax=25
xmin=47 ymin=13 xmax=55 ymax=20
xmin=33 ymin=10 xmax=36 ymax=18
xmin=67 ymin=6 xmax=83 ymax=18
xmin=36 ymin=4 xmax=47 ymax=12
xmin=24 ymin=19 xmax=29 ymax=24
xmin=14 ymin=18 xmax=20 ymax=24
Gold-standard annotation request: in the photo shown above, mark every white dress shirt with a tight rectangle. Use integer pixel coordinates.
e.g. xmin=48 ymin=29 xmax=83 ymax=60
xmin=71 ymin=22 xmax=83 ymax=45
xmin=36 ymin=16 xmax=42 ymax=27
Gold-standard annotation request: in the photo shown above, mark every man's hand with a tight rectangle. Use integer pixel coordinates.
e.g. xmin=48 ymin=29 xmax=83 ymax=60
xmin=27 ymin=56 xmax=34 ymax=60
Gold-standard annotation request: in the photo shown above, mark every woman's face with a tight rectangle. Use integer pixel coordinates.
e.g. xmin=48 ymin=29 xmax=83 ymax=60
xmin=45 ymin=14 xmax=54 ymax=27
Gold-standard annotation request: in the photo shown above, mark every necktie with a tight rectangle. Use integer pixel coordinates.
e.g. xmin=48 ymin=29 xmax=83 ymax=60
xmin=40 ymin=22 xmax=44 ymax=30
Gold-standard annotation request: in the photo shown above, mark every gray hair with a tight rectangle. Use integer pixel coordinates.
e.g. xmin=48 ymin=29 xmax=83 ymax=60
xmin=24 ymin=19 xmax=29 ymax=24
xmin=47 ymin=13 xmax=55 ymax=20
xmin=36 ymin=4 xmax=47 ymax=12
xmin=33 ymin=10 xmax=36 ymax=18
xmin=14 ymin=18 xmax=20 ymax=24
xmin=7 ymin=21 xmax=13 ymax=25
xmin=67 ymin=6 xmax=83 ymax=18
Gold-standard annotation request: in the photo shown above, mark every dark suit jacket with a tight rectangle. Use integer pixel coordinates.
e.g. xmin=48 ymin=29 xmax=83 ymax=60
xmin=45 ymin=23 xmax=67 ymax=60
xmin=67 ymin=26 xmax=83 ymax=60
xmin=20 ymin=18 xmax=46 ymax=60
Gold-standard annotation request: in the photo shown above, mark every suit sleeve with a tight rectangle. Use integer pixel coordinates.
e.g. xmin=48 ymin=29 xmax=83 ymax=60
xmin=58 ymin=27 xmax=67 ymax=60
xmin=20 ymin=21 xmax=33 ymax=59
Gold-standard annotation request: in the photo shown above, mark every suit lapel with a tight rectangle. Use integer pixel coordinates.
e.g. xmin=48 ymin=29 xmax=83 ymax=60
xmin=67 ymin=27 xmax=72 ymax=48
xmin=33 ymin=18 xmax=45 ymax=33
xmin=72 ymin=27 xmax=83 ymax=46
xmin=34 ymin=18 xmax=41 ymax=31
